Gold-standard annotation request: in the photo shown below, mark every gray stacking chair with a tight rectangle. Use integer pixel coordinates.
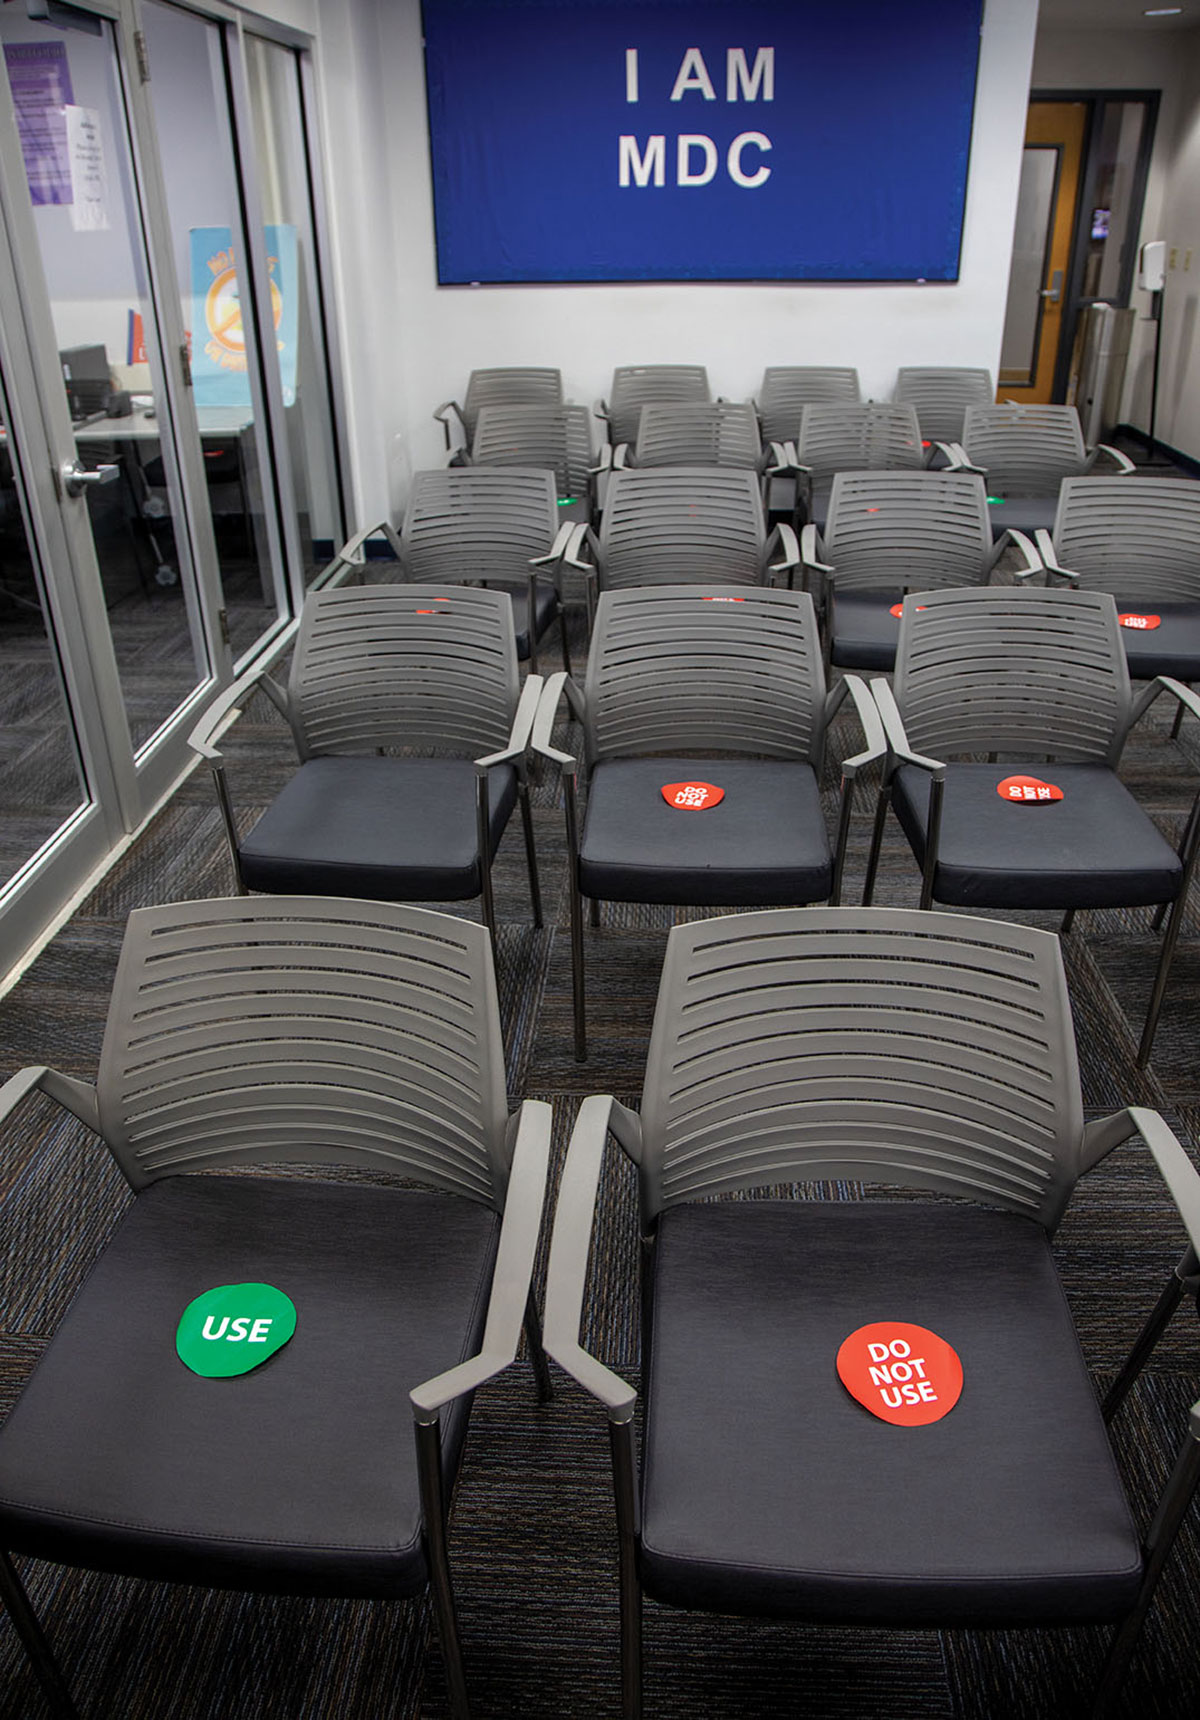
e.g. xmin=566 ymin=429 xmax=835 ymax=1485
xmin=1035 ymin=476 xmax=1200 ymax=698
xmin=612 ymin=401 xmax=792 ymax=515
xmin=558 ymin=466 xmax=802 ymax=625
xmin=754 ymin=365 xmax=861 ymax=445
xmin=188 ymin=582 xmax=543 ymax=944
xmin=863 ymin=585 xmax=1200 ymax=1066
xmin=398 ymin=467 xmax=574 ymax=671
xmin=433 ymin=365 xmax=563 ymax=450
xmin=893 ymin=365 xmax=994 ymax=445
xmin=0 ymin=894 xmax=552 ymax=1720
xmin=794 ymin=401 xmax=925 ymax=530
xmin=799 ymin=469 xmax=1040 ymax=670
xmin=957 ymin=403 xmax=1135 ymax=538
xmin=532 ymin=586 xmax=884 ymax=1058
xmin=543 ymin=903 xmax=1200 ymax=1720
xmin=466 ymin=402 xmax=596 ymax=525
xmin=597 ymin=364 xmax=710 ymax=448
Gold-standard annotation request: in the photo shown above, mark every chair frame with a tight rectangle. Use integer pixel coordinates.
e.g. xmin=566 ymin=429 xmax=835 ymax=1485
xmin=862 ymin=588 xmax=1200 ymax=1067
xmin=531 ymin=588 xmax=886 ymax=1059
xmin=0 ymin=897 xmax=554 ymax=1720
xmin=542 ymin=906 xmax=1200 ymax=1720
xmin=188 ymin=581 xmax=545 ymax=945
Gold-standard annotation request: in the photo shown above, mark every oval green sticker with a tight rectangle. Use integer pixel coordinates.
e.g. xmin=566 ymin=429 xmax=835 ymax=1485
xmin=176 ymin=1283 xmax=296 ymax=1378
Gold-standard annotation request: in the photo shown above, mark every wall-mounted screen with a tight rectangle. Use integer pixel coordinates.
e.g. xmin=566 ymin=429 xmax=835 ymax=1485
xmin=422 ymin=0 xmax=983 ymax=285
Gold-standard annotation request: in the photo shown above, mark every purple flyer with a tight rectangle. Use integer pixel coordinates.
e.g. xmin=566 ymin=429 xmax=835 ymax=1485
xmin=3 ymin=41 xmax=75 ymax=206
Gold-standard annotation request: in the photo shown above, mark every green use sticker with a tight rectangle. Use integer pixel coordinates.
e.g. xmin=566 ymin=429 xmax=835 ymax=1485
xmin=176 ymin=1283 xmax=296 ymax=1378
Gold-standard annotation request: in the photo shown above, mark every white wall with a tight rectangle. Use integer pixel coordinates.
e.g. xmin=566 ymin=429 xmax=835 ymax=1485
xmin=1155 ymin=48 xmax=1200 ymax=461
xmin=308 ymin=0 xmax=1038 ymax=524
xmin=1032 ymin=24 xmax=1200 ymax=454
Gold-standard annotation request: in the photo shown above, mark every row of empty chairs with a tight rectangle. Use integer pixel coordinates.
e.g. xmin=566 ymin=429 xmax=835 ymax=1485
xmin=2 ymin=889 xmax=1199 ymax=1717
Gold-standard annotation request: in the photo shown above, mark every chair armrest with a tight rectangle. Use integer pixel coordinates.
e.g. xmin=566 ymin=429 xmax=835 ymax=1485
xmin=543 ymin=1094 xmax=639 ymax=1420
xmin=870 ymin=676 xmax=947 ymax=777
xmin=1130 ymin=675 xmax=1200 ymax=740
xmin=432 ymin=400 xmax=465 ymax=453
xmin=529 ymin=520 xmax=578 ymax=573
xmin=764 ymin=440 xmax=799 ymax=475
xmin=0 ymin=1064 xmax=99 ymax=1135
xmin=941 ymin=443 xmax=986 ymax=476
xmin=995 ymin=527 xmax=1044 ymax=582
xmin=1031 ymin=528 xmax=1080 ymax=587
xmin=1080 ymin=1109 xmax=1200 ymax=1258
xmin=336 ymin=519 xmax=403 ymax=568
xmin=765 ymin=521 xmax=801 ymax=584
xmin=800 ymin=522 xmax=834 ymax=578
xmin=475 ymin=674 xmax=544 ymax=774
xmin=410 ymin=1099 xmax=553 ymax=1419
xmin=1086 ymin=443 xmax=1137 ymax=476
xmin=590 ymin=443 xmax=615 ymax=476
xmin=829 ymin=674 xmax=888 ymax=779
xmin=187 ymin=664 xmax=277 ymax=763
xmin=531 ymin=671 xmax=584 ymax=773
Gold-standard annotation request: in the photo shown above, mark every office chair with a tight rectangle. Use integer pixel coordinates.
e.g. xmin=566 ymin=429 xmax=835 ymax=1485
xmin=433 ymin=366 xmax=563 ymax=451
xmin=863 ymin=584 xmax=1200 ymax=1066
xmin=531 ymin=585 xmax=884 ymax=1058
xmin=188 ymin=582 xmax=543 ymax=943
xmin=544 ymin=903 xmax=1200 ymax=1720
xmin=956 ymin=403 xmax=1135 ymax=537
xmin=799 ymin=469 xmax=1040 ymax=669
xmin=0 ymin=894 xmax=551 ymax=1720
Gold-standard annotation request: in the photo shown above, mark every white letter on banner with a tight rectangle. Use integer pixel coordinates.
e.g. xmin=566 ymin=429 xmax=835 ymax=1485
xmin=625 ymin=48 xmax=638 ymax=103
xmin=727 ymin=48 xmax=774 ymax=102
xmin=619 ymin=135 xmax=666 ymax=188
xmin=728 ymin=132 xmax=772 ymax=188
xmin=678 ymin=135 xmax=718 ymax=187
xmin=671 ymin=48 xmax=716 ymax=101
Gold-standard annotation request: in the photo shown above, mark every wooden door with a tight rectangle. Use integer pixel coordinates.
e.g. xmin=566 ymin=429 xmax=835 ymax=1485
xmin=998 ymin=101 xmax=1088 ymax=404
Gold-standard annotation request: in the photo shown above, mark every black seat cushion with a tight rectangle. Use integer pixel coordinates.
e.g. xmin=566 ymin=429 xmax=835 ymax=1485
xmin=640 ymin=1200 xmax=1141 ymax=1626
xmin=891 ymin=761 xmax=1182 ymax=909
xmin=578 ymin=756 xmax=831 ymax=906
xmin=827 ymin=588 xmax=910 ymax=671
xmin=239 ymin=755 xmax=518 ymax=900
xmin=1110 ymin=602 xmax=1200 ymax=681
xmin=505 ymin=578 xmax=560 ymax=661
xmin=988 ymin=496 xmax=1059 ymax=538
xmin=0 ymin=1175 xmax=499 ymax=1597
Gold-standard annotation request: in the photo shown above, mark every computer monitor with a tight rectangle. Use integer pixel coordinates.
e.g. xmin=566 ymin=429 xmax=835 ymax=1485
xmin=59 ymin=345 xmax=111 ymax=421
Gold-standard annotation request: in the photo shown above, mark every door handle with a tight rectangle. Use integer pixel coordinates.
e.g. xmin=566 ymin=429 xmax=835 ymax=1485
xmin=61 ymin=459 xmax=119 ymax=498
xmin=1040 ymin=269 xmax=1064 ymax=305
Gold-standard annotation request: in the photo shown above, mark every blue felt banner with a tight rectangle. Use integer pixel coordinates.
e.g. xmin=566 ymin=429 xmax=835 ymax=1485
xmin=422 ymin=0 xmax=983 ymax=284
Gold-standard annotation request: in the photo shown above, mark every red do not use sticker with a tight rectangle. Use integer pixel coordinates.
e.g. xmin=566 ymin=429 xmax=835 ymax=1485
xmin=837 ymin=1321 xmax=963 ymax=1426
xmin=661 ymin=781 xmax=724 ymax=811
xmin=997 ymin=774 xmax=1063 ymax=804
xmin=1119 ymin=612 xmax=1161 ymax=630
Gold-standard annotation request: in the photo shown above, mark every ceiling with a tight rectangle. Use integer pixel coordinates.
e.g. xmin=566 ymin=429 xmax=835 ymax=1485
xmin=1036 ymin=0 xmax=1198 ymax=27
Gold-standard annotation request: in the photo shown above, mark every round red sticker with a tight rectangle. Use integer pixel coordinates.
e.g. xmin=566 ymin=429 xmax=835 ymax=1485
xmin=661 ymin=781 xmax=724 ymax=811
xmin=889 ymin=602 xmax=927 ymax=618
xmin=702 ymin=595 xmax=745 ymax=603
xmin=997 ymin=774 xmax=1063 ymax=804
xmin=1119 ymin=613 xmax=1161 ymax=630
xmin=836 ymin=1321 xmax=963 ymax=1426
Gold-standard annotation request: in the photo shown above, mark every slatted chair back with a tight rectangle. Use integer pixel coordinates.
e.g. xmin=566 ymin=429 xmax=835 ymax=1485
xmin=797 ymin=402 xmax=924 ymax=486
xmin=638 ymin=905 xmax=1084 ymax=1228
xmin=1051 ymin=476 xmax=1200 ymax=601
xmin=583 ymin=585 xmax=826 ymax=770
xmin=470 ymin=404 xmax=594 ymax=501
xmin=757 ymin=366 xmax=861 ymax=443
xmin=824 ymin=470 xmax=992 ymax=592
xmin=95 ymin=896 xmax=512 ymax=1202
xmin=287 ymin=582 xmax=519 ymax=761
xmin=633 ymin=402 xmax=763 ymax=471
xmin=599 ymin=467 xmax=766 ymax=590
xmin=460 ymin=366 xmax=563 ymax=440
xmin=401 ymin=466 xmax=559 ymax=585
xmin=962 ymin=404 xmax=1088 ymax=496
xmin=894 ymin=366 xmax=994 ymax=444
xmin=605 ymin=364 xmax=710 ymax=446
xmin=892 ymin=586 xmax=1132 ymax=765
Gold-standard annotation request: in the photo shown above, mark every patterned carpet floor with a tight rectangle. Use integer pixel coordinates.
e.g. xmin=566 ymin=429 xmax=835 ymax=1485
xmin=0 ymin=595 xmax=1197 ymax=1717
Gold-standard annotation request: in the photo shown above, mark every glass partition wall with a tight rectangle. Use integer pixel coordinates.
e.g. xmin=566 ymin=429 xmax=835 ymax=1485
xmin=0 ymin=0 xmax=345 ymax=979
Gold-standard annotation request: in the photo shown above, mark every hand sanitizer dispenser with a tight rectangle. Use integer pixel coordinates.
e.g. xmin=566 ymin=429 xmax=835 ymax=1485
xmin=1138 ymin=240 xmax=1166 ymax=293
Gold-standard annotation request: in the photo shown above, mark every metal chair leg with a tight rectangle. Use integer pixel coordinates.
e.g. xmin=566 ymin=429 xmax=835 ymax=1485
xmin=609 ymin=1417 xmax=643 ymax=1720
xmin=415 ymin=1418 xmax=472 ymax=1720
xmin=589 ymin=896 xmax=601 ymax=929
xmin=862 ymin=785 xmax=891 ymax=906
xmin=524 ymin=1290 xmax=554 ymax=1404
xmin=1137 ymin=892 xmax=1190 ymax=1068
xmin=559 ymin=607 xmax=572 ymax=677
xmin=518 ymin=782 xmax=543 ymax=928
xmin=1103 ymin=1252 xmax=1194 ymax=1424
xmin=1060 ymin=908 xmax=1076 ymax=936
xmin=0 ymin=1551 xmax=81 ymax=1719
